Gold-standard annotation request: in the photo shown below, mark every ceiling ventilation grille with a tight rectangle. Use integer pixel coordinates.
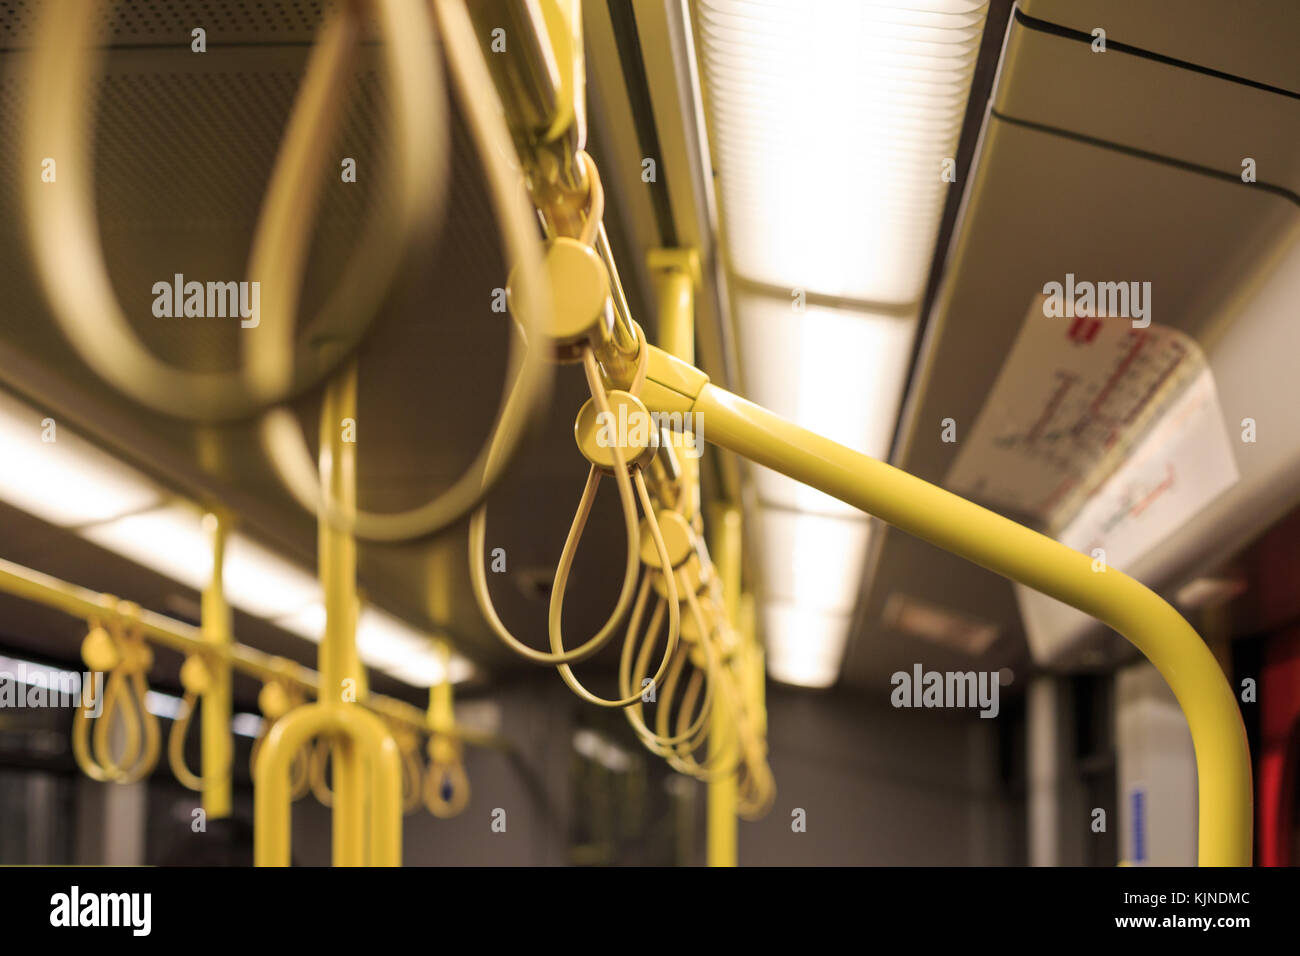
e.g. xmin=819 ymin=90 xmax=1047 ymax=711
xmin=0 ymin=1 xmax=337 ymax=49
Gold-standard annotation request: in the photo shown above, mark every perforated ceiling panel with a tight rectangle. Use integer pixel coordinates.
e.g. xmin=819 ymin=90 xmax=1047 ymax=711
xmin=0 ymin=55 xmax=393 ymax=374
xmin=0 ymin=0 xmax=338 ymax=48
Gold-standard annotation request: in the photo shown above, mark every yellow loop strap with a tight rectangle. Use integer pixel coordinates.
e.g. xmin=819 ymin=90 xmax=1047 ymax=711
xmin=260 ymin=0 xmax=553 ymax=542
xmin=576 ymin=152 xmax=604 ymax=247
xmin=77 ymin=611 xmax=160 ymax=785
xmin=20 ymin=0 xmax=439 ymax=421
xmin=309 ymin=737 xmax=335 ymax=808
xmin=468 ymin=341 xmax=647 ymax=666
xmin=251 ymin=678 xmax=311 ymax=801
xmin=621 ymin=586 xmax=712 ymax=753
xmin=549 ymin=351 xmax=680 ymax=707
xmin=393 ymin=727 xmax=424 ymax=815
xmin=167 ymin=690 xmax=205 ymax=792
xmin=423 ymin=735 xmax=470 ymax=819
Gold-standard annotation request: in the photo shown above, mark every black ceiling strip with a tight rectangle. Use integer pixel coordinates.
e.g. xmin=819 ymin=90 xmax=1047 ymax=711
xmin=1014 ymin=7 xmax=1300 ymax=101
xmin=887 ymin=0 xmax=1016 ymax=463
xmin=991 ymin=108 xmax=1300 ymax=210
xmin=605 ymin=0 xmax=678 ymax=247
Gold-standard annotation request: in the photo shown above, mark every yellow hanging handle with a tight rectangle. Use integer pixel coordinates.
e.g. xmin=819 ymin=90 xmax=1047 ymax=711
xmin=423 ymin=643 xmax=469 ymax=818
xmin=308 ymin=737 xmax=336 ymax=808
xmin=391 ymin=724 xmax=425 ymax=815
xmin=167 ymin=653 xmax=214 ymax=792
xmin=73 ymin=603 xmax=161 ymax=785
xmin=73 ymin=620 xmax=123 ymax=783
xmin=251 ymin=672 xmax=310 ymax=801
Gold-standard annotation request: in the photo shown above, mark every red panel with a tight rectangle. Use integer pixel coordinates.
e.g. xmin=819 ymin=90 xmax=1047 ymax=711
xmin=1258 ymin=625 xmax=1300 ymax=866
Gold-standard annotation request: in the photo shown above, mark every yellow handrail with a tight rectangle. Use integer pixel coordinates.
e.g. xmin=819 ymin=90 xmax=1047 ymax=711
xmin=640 ymin=350 xmax=1252 ymax=867
xmin=11 ymin=0 xmax=1246 ymax=870
xmin=0 ymin=555 xmax=501 ymax=749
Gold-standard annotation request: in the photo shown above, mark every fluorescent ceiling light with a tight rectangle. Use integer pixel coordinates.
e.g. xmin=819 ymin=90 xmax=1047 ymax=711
xmin=735 ymin=293 xmax=909 ymax=681
xmin=268 ymin=602 xmax=477 ymax=685
xmin=381 ymin=650 xmax=475 ymax=688
xmin=81 ymin=504 xmax=321 ymax=622
xmin=272 ymin=602 xmax=327 ymax=642
xmin=695 ymin=1 xmax=988 ymax=687
xmin=82 ymin=505 xmax=321 ymax=619
xmin=222 ymin=534 xmax=320 ymax=619
xmin=757 ymin=507 xmax=871 ymax=614
xmin=379 ymin=654 xmax=448 ymax=688
xmin=356 ymin=607 xmax=432 ymax=671
xmin=696 ymin=0 xmax=987 ymax=303
xmin=357 ymin=608 xmax=476 ymax=685
xmin=143 ymin=690 xmax=184 ymax=720
xmin=0 ymin=653 xmax=90 ymax=698
xmin=0 ymin=652 xmax=262 ymax=737
xmin=82 ymin=512 xmax=477 ymax=685
xmin=735 ymin=291 xmax=916 ymax=514
xmin=763 ymin=602 xmax=851 ymax=689
xmin=82 ymin=504 xmax=211 ymax=591
xmin=0 ymin=390 xmax=161 ymax=526
xmin=881 ymin=592 xmax=999 ymax=655
xmin=0 ymin=393 xmax=475 ymax=686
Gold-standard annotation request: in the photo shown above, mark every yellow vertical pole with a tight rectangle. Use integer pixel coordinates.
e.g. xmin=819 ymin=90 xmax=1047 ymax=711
xmin=649 ymin=248 xmax=742 ymax=865
xmin=648 ymin=249 xmax=701 ymax=517
xmin=648 ymin=250 xmax=697 ymax=362
xmin=200 ymin=510 xmax=233 ymax=819
xmin=319 ymin=361 xmax=366 ymax=865
xmin=320 ymin=362 xmax=364 ymax=703
xmin=739 ymin=594 xmax=764 ymax=740
xmin=429 ymin=641 xmax=454 ymax=733
xmin=708 ymin=504 xmax=741 ymax=867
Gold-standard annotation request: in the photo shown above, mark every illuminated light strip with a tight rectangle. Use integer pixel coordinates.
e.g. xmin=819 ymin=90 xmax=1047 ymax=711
xmin=694 ymin=0 xmax=990 ymax=686
xmin=0 ymin=391 xmax=472 ymax=686
xmin=696 ymin=0 xmax=988 ymax=303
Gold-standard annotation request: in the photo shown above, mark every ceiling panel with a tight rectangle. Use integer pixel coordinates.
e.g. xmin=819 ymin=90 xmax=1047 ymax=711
xmin=844 ymin=13 xmax=1300 ymax=685
xmin=1018 ymin=0 xmax=1300 ymax=96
